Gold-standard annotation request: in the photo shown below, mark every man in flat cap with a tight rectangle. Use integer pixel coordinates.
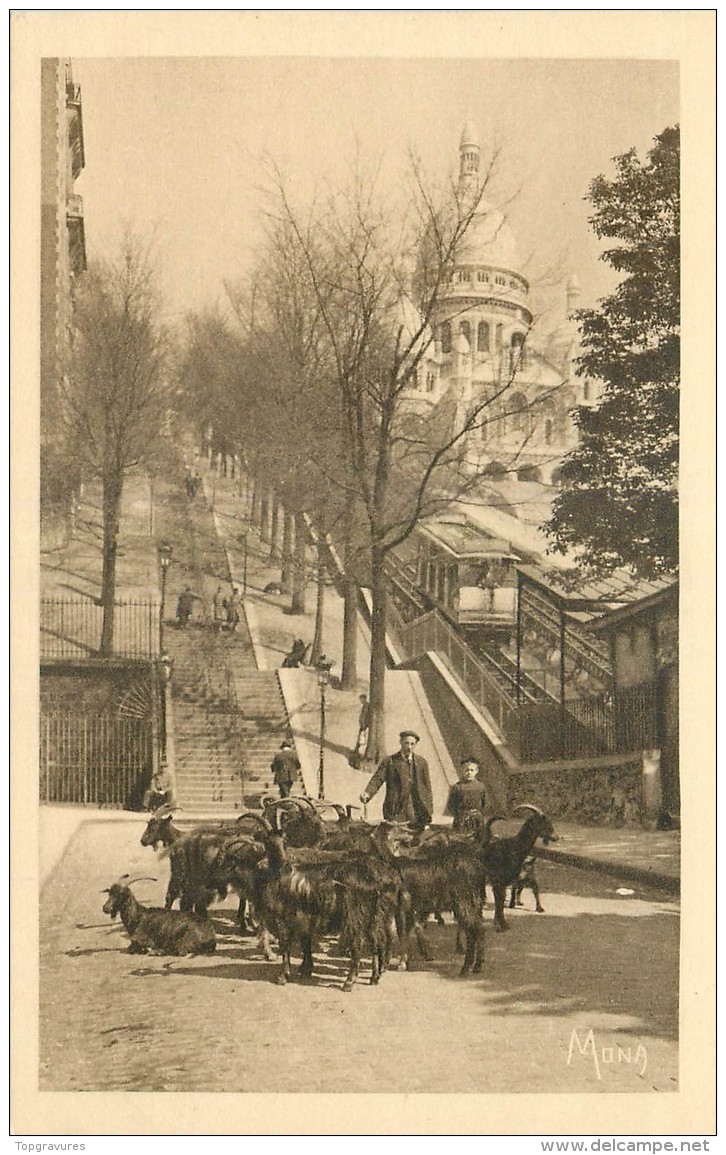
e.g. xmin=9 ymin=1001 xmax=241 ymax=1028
xmin=360 ymin=730 xmax=433 ymax=829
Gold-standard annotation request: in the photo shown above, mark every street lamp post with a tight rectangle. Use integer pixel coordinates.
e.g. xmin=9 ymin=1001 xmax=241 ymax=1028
xmin=158 ymin=542 xmax=173 ymax=655
xmin=315 ymin=655 xmax=334 ymax=801
xmin=238 ymin=522 xmax=249 ymax=596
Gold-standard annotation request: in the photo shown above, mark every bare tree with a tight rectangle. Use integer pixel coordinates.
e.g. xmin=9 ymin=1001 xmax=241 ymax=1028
xmin=264 ymin=152 xmax=542 ymax=759
xmin=64 ymin=234 xmax=169 ymax=655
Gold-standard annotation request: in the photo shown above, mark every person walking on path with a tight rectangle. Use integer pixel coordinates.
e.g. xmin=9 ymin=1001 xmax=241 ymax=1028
xmin=444 ymin=757 xmax=487 ymax=832
xmin=176 ymin=586 xmax=200 ymax=628
xmin=226 ymin=586 xmax=242 ymax=632
xmin=349 ymin=694 xmax=370 ymax=767
xmin=270 ymin=739 xmax=301 ymax=799
xmin=360 ymin=730 xmax=433 ymax=830
xmin=212 ymin=586 xmax=226 ymax=631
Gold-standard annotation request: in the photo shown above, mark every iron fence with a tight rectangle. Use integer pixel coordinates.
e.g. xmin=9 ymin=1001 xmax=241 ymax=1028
xmin=395 ymin=607 xmax=522 ymax=738
xmin=393 ymin=603 xmax=656 ymax=764
xmin=40 ymin=712 xmax=152 ymax=806
xmin=40 ymin=597 xmax=160 ymax=660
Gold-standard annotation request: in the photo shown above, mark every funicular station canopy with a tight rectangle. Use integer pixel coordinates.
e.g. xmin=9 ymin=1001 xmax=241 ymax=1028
xmin=513 ymin=566 xmax=678 ymax=764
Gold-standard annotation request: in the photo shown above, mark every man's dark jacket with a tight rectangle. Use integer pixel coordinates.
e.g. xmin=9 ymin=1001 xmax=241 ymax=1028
xmin=271 ymin=748 xmax=300 ymax=789
xmin=364 ymin=750 xmax=433 ymax=826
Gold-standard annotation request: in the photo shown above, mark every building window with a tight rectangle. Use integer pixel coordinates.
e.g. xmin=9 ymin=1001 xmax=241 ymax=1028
xmin=477 ymin=270 xmax=490 ymax=283
xmin=457 ymin=270 xmax=471 ymax=282
xmin=427 ymin=371 xmax=436 ymax=392
xmin=441 ymin=321 xmax=452 ymax=354
xmin=583 ymin=380 xmax=591 ymax=401
xmin=510 ymin=392 xmax=528 ymax=433
xmin=495 ymin=275 xmax=506 ymax=286
xmin=510 ymin=330 xmax=525 ymax=373
xmin=477 ymin=321 xmax=490 ymax=352
xmin=495 ymin=323 xmax=503 ymax=350
xmin=460 ymin=320 xmax=471 ymax=345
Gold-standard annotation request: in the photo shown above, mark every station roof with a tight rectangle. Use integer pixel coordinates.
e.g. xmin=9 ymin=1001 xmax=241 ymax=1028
xmin=517 ymin=565 xmax=678 ymax=630
xmin=418 ymin=515 xmax=516 ymax=560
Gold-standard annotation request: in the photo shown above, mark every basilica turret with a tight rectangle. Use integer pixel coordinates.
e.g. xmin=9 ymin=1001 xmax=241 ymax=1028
xmin=399 ymin=124 xmax=587 ymax=484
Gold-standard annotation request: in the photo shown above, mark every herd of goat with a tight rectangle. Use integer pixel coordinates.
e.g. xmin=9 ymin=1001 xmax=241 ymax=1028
xmin=101 ymin=796 xmax=558 ymax=991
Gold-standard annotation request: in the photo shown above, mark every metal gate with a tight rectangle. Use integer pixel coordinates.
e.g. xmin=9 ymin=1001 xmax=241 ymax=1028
xmin=40 ymin=712 xmax=153 ymax=807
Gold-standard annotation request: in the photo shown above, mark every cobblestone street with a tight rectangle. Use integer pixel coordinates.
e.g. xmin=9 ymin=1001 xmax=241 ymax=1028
xmin=40 ymin=819 xmax=679 ymax=1095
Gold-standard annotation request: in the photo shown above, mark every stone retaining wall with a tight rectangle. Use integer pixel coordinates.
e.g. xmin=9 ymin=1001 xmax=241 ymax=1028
xmin=507 ymin=761 xmax=644 ymax=826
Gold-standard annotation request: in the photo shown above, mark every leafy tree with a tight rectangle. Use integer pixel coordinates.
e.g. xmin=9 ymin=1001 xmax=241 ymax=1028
xmin=65 ymin=234 xmax=169 ymax=654
xmin=546 ymin=125 xmax=680 ymax=578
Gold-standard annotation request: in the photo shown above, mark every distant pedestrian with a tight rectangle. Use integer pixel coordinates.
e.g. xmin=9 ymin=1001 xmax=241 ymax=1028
xmin=270 ymin=739 xmax=301 ymax=799
xmin=176 ymin=586 xmax=198 ymax=628
xmin=445 ymin=757 xmax=487 ymax=832
xmin=143 ymin=765 xmax=176 ymax=812
xmin=360 ymin=730 xmax=432 ymax=831
xmin=226 ymin=586 xmax=242 ymax=632
xmin=212 ymin=586 xmax=226 ymax=631
xmin=353 ymin=694 xmax=370 ymax=758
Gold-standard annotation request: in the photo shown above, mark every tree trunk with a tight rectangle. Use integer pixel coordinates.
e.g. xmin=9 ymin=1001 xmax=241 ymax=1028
xmin=280 ymin=508 xmax=294 ymax=592
xmin=340 ymin=497 xmax=359 ymax=690
xmin=251 ymin=479 xmax=262 ymax=530
xmin=268 ymin=496 xmax=281 ymax=562
xmin=310 ymin=549 xmax=326 ymax=665
xmin=259 ymin=489 xmax=271 ymax=542
xmin=291 ymin=512 xmax=308 ymax=615
xmin=99 ymin=469 xmax=123 ymax=657
xmin=365 ymin=547 xmax=388 ymax=762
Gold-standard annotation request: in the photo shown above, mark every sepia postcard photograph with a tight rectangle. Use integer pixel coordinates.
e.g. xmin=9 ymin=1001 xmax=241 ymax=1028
xmin=10 ymin=10 xmax=715 ymax=1140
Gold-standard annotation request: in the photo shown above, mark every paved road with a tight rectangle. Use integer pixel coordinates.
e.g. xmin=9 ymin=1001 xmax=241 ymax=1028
xmin=40 ymin=820 xmax=679 ymax=1094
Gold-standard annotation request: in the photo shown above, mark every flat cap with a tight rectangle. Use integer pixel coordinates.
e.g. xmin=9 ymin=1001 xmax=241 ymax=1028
xmin=399 ymin=730 xmax=420 ymax=742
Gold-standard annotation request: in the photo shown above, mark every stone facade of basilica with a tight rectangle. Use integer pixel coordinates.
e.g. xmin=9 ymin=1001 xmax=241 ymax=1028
xmin=405 ymin=122 xmax=599 ymax=485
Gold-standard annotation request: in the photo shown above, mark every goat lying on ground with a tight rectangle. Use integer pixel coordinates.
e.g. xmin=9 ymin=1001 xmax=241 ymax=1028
xmin=102 ymin=875 xmax=216 ymax=956
xmin=508 ymin=854 xmax=545 ymax=912
xmin=481 ymin=805 xmax=557 ymax=931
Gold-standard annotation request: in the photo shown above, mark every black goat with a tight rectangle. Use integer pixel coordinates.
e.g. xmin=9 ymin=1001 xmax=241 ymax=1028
xmin=140 ymin=805 xmax=265 ymax=852
xmin=225 ymin=821 xmax=411 ymax=991
xmin=508 ymin=854 xmax=544 ymax=912
xmin=101 ymin=875 xmax=216 ymax=956
xmin=141 ymin=805 xmax=269 ymax=933
xmin=392 ymin=830 xmax=491 ymax=976
xmin=481 ymin=804 xmax=557 ymax=931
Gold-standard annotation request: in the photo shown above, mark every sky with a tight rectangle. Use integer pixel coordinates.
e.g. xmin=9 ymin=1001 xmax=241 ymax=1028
xmin=72 ymin=56 xmax=679 ymax=331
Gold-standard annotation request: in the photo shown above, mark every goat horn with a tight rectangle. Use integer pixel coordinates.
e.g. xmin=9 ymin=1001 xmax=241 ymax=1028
xmin=292 ymin=795 xmax=321 ymax=812
xmin=122 ymin=876 xmax=158 ymax=887
xmin=151 ymin=803 xmax=173 ymax=819
xmin=263 ymin=797 xmax=304 ymax=811
xmin=513 ymin=804 xmax=544 ymax=818
xmin=316 ymin=801 xmax=345 ymax=816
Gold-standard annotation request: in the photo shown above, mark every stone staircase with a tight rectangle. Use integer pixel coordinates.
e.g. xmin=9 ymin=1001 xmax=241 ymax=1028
xmin=233 ymin=668 xmax=294 ymax=795
xmin=166 ymin=626 xmax=293 ymax=812
xmin=154 ymin=474 xmax=297 ymax=812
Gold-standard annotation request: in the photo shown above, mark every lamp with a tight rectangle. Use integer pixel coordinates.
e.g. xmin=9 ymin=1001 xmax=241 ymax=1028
xmin=315 ymin=655 xmax=334 ymax=800
xmin=157 ymin=542 xmax=173 ymax=653
xmin=238 ymin=519 xmax=250 ymax=595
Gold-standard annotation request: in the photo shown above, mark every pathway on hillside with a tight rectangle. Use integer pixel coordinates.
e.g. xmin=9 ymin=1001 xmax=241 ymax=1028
xmin=154 ymin=475 xmax=291 ymax=810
